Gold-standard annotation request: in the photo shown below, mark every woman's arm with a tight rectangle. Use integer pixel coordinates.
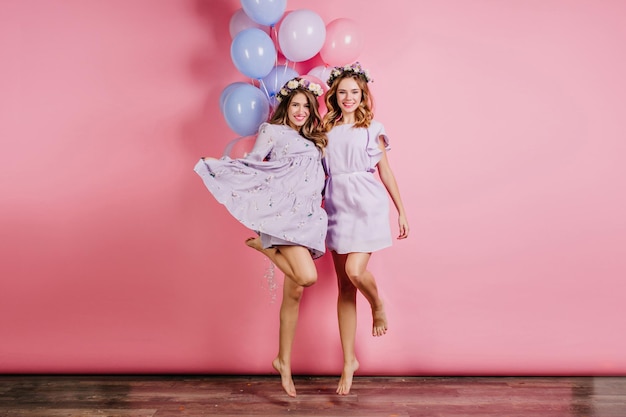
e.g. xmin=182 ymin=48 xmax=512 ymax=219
xmin=244 ymin=124 xmax=274 ymax=162
xmin=377 ymin=138 xmax=409 ymax=239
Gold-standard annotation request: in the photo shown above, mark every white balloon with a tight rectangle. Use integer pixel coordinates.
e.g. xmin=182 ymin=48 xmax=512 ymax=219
xmin=308 ymin=65 xmax=332 ymax=86
xmin=278 ymin=9 xmax=326 ymax=62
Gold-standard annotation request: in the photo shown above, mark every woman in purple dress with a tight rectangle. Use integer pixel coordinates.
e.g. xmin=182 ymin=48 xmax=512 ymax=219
xmin=194 ymin=78 xmax=327 ymax=397
xmin=322 ymin=63 xmax=410 ymax=395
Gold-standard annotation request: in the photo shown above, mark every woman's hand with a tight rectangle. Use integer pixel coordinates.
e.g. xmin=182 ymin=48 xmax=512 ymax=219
xmin=397 ymin=214 xmax=409 ymax=239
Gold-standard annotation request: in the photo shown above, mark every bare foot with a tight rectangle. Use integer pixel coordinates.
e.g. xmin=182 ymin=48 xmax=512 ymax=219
xmin=245 ymin=236 xmax=263 ymax=251
xmin=246 ymin=237 xmax=280 ymax=263
xmin=272 ymin=357 xmax=296 ymax=397
xmin=336 ymin=359 xmax=359 ymax=395
xmin=372 ymin=303 xmax=388 ymax=337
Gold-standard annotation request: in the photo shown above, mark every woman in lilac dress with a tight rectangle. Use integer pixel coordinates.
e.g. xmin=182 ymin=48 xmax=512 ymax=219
xmin=322 ymin=63 xmax=410 ymax=395
xmin=194 ymin=78 xmax=327 ymax=397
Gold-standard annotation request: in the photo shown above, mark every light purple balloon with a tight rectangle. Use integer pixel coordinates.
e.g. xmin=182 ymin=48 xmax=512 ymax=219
xmin=261 ymin=65 xmax=299 ymax=97
xmin=222 ymin=83 xmax=270 ymax=137
xmin=230 ymin=28 xmax=276 ymax=79
xmin=241 ymin=0 xmax=286 ymax=26
xmin=278 ymin=9 xmax=326 ymax=62
xmin=219 ymin=81 xmax=249 ymax=113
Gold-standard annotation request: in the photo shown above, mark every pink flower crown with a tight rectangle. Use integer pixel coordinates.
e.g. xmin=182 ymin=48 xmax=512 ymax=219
xmin=276 ymin=78 xmax=324 ymax=103
xmin=326 ymin=62 xmax=373 ymax=87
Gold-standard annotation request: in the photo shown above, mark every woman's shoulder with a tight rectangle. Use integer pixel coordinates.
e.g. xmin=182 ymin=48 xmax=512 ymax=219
xmin=258 ymin=122 xmax=276 ymax=131
xmin=263 ymin=122 xmax=295 ymax=132
xmin=259 ymin=122 xmax=293 ymax=136
xmin=369 ymin=119 xmax=385 ymax=130
xmin=334 ymin=120 xmax=385 ymax=131
xmin=368 ymin=120 xmax=387 ymax=137
xmin=257 ymin=122 xmax=271 ymax=134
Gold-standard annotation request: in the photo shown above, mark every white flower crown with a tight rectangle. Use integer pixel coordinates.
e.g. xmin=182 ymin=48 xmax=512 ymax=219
xmin=326 ymin=62 xmax=372 ymax=87
xmin=275 ymin=78 xmax=324 ymax=103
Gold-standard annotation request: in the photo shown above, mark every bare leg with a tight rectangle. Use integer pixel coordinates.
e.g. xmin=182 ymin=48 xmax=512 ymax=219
xmin=332 ymin=252 xmax=360 ymax=395
xmin=245 ymin=237 xmax=317 ymax=287
xmin=245 ymin=238 xmax=317 ymax=397
xmin=344 ymin=252 xmax=388 ymax=337
xmin=272 ymin=277 xmax=303 ymax=397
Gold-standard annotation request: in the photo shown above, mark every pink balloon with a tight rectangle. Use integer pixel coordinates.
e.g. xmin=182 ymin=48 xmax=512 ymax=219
xmin=319 ymin=18 xmax=363 ymax=66
xmin=229 ymin=8 xmax=270 ymax=39
xmin=278 ymin=9 xmax=326 ymax=63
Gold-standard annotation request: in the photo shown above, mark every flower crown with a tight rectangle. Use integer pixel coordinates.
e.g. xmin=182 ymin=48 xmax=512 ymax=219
xmin=326 ymin=62 xmax=372 ymax=87
xmin=275 ymin=78 xmax=324 ymax=103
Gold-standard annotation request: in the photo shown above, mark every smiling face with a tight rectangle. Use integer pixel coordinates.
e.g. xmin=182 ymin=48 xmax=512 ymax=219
xmin=336 ymin=77 xmax=363 ymax=117
xmin=286 ymin=92 xmax=310 ymax=130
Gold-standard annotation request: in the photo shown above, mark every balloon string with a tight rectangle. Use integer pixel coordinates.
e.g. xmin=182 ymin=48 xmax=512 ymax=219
xmin=271 ymin=25 xmax=278 ymax=49
xmin=271 ymin=25 xmax=279 ymax=76
xmin=274 ymin=57 xmax=280 ymax=95
xmin=259 ymin=79 xmax=271 ymax=102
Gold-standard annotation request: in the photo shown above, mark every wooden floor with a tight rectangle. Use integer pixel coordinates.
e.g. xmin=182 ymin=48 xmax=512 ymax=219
xmin=1 ymin=375 xmax=625 ymax=416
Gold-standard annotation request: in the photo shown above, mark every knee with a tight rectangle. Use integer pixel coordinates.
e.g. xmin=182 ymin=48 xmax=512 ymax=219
xmin=296 ymin=271 xmax=317 ymax=287
xmin=345 ymin=269 xmax=364 ymax=286
xmin=286 ymin=285 xmax=305 ymax=302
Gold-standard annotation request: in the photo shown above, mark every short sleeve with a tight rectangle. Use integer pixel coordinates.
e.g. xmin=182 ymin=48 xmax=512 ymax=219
xmin=365 ymin=120 xmax=390 ymax=163
xmin=244 ymin=123 xmax=274 ymax=162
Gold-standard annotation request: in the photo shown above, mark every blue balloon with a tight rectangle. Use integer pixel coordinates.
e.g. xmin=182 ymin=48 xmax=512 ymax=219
xmin=230 ymin=28 xmax=276 ymax=79
xmin=219 ymin=81 xmax=249 ymax=113
xmin=222 ymin=84 xmax=270 ymax=136
xmin=241 ymin=0 xmax=286 ymax=26
xmin=261 ymin=65 xmax=299 ymax=97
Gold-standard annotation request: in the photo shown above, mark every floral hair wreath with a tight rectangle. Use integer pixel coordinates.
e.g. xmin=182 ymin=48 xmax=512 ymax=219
xmin=275 ymin=78 xmax=324 ymax=103
xmin=326 ymin=62 xmax=373 ymax=87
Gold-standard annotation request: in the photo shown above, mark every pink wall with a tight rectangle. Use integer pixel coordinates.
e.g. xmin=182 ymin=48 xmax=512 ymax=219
xmin=1 ymin=0 xmax=625 ymax=375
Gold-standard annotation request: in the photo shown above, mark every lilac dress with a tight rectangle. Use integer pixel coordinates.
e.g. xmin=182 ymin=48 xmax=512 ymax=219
xmin=324 ymin=120 xmax=392 ymax=254
xmin=193 ymin=123 xmax=327 ymax=258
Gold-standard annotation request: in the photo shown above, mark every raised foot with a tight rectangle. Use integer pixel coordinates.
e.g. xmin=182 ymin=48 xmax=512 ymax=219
xmin=337 ymin=359 xmax=359 ymax=395
xmin=372 ymin=304 xmax=388 ymax=337
xmin=272 ymin=357 xmax=296 ymax=397
xmin=245 ymin=236 xmax=263 ymax=252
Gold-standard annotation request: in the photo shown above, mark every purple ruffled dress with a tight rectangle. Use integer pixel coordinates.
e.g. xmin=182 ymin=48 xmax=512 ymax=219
xmin=324 ymin=120 xmax=392 ymax=254
xmin=194 ymin=123 xmax=327 ymax=259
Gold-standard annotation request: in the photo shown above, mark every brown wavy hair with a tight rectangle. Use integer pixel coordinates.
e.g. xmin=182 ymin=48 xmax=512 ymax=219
xmin=322 ymin=73 xmax=374 ymax=131
xmin=269 ymin=83 xmax=327 ymax=150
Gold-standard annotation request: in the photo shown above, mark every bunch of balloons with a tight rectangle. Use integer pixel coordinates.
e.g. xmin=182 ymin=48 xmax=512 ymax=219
xmin=220 ymin=0 xmax=364 ymax=138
